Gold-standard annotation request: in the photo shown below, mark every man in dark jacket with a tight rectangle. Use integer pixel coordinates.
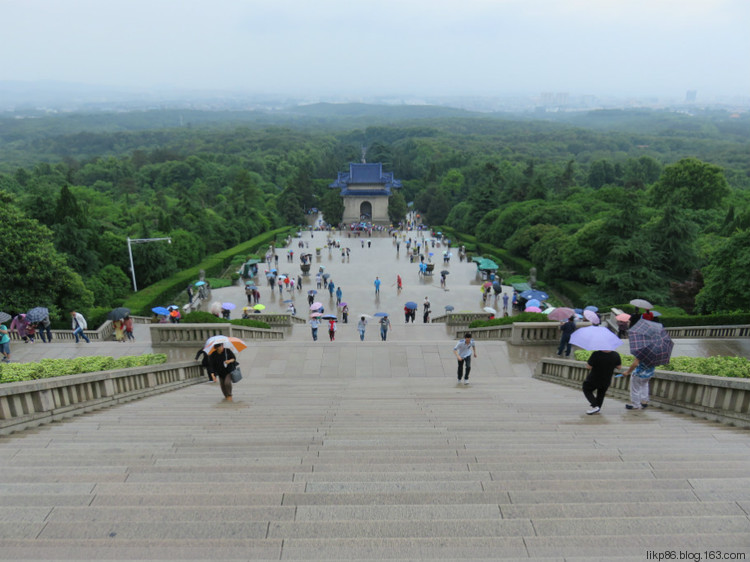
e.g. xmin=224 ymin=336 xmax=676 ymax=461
xmin=557 ymin=316 xmax=577 ymax=357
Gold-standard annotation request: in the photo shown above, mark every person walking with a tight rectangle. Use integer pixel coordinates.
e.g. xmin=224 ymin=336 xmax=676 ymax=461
xmin=207 ymin=342 xmax=236 ymax=401
xmin=328 ymin=280 xmax=335 ymax=299
xmin=396 ymin=275 xmax=402 ymax=293
xmin=316 ymin=272 xmax=322 ymax=289
xmin=10 ymin=314 xmax=32 ymax=343
xmin=335 ymin=286 xmax=342 ymax=305
xmin=310 ymin=317 xmax=320 ymax=341
xmin=583 ymin=350 xmax=622 ymax=415
xmin=328 ymin=319 xmax=337 ymax=341
xmin=454 ymin=332 xmax=477 ymax=385
xmin=357 ymin=316 xmax=367 ymax=341
xmin=37 ymin=313 xmax=53 ymax=343
xmin=0 ymin=321 xmax=11 ymax=363
xmin=502 ymin=293 xmax=509 ymax=314
xmin=70 ymin=310 xmax=90 ymax=343
xmin=556 ymin=315 xmax=576 ymax=357
xmin=342 ymin=305 xmax=349 ymax=324
xmin=374 ymin=276 xmax=381 ymax=296
xmin=379 ymin=314 xmax=391 ymax=341
xmin=622 ymin=357 xmax=654 ymax=410
xmin=423 ymin=297 xmax=431 ymax=323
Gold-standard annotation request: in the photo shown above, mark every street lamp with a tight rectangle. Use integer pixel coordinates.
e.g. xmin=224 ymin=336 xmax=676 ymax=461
xmin=127 ymin=237 xmax=171 ymax=292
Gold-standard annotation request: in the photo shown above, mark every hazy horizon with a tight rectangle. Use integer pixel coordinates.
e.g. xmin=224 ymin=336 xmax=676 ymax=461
xmin=2 ymin=0 xmax=749 ymax=101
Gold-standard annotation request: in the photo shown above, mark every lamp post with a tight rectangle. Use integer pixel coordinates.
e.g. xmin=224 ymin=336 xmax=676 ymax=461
xmin=127 ymin=237 xmax=171 ymax=292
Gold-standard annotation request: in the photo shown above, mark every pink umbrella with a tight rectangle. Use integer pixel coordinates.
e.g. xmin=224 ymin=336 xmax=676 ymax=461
xmin=310 ymin=302 xmax=323 ymax=310
xmin=616 ymin=313 xmax=631 ymax=322
xmin=310 ymin=312 xmax=323 ymax=318
xmin=583 ymin=309 xmax=600 ymax=324
xmin=548 ymin=307 xmax=575 ymax=322
xmin=525 ymin=306 xmax=542 ymax=313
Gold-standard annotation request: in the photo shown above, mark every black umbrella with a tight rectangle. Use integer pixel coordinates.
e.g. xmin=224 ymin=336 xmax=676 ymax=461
xmin=26 ymin=307 xmax=49 ymax=323
xmin=321 ymin=314 xmax=338 ymax=320
xmin=107 ymin=307 xmax=131 ymax=321
xmin=440 ymin=270 xmax=450 ymax=275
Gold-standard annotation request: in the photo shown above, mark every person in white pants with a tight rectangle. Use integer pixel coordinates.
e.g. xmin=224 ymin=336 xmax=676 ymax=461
xmin=623 ymin=357 xmax=655 ymax=409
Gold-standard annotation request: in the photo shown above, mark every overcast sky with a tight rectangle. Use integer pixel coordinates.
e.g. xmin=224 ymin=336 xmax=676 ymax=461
xmin=2 ymin=0 xmax=749 ymax=99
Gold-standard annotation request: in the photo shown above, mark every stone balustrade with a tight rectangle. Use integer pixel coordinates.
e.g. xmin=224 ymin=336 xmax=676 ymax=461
xmin=7 ymin=316 xmax=153 ymax=343
xmin=149 ymin=323 xmax=284 ymax=346
xmin=664 ymin=324 xmax=750 ymax=338
xmin=0 ymin=361 xmax=203 ymax=434
xmin=453 ymin=321 xmax=592 ymax=345
xmin=534 ymin=357 xmax=750 ymax=429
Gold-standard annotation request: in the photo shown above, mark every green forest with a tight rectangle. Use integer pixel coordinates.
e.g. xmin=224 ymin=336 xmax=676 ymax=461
xmin=1 ymin=104 xmax=749 ymax=322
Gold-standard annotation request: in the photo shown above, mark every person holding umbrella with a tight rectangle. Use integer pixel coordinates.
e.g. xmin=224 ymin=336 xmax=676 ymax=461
xmin=327 ymin=317 xmax=337 ymax=341
xmin=379 ymin=314 xmax=391 ymax=341
xmin=423 ymin=297 xmax=431 ymax=323
xmin=622 ymin=318 xmax=673 ymax=410
xmin=583 ymin=350 xmax=622 ymax=415
xmin=310 ymin=316 xmax=320 ymax=341
xmin=207 ymin=341 xmax=238 ymax=401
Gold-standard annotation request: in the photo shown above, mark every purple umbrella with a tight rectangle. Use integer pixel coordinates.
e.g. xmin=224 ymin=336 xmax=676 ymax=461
xmin=583 ymin=309 xmax=600 ymax=325
xmin=570 ymin=326 xmax=623 ymax=351
xmin=338 ymin=302 xmax=348 ymax=307
xmin=628 ymin=319 xmax=674 ymax=367
xmin=222 ymin=303 xmax=236 ymax=310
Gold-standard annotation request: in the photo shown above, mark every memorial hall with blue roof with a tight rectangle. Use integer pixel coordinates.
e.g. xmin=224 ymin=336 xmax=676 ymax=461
xmin=329 ymin=162 xmax=402 ymax=225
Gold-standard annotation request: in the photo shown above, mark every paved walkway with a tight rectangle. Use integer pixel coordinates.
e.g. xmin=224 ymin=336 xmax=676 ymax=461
xmin=2 ymin=231 xmax=750 ymax=560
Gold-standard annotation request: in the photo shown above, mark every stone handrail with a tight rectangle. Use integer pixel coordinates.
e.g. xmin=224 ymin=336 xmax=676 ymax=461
xmin=534 ymin=357 xmax=750 ymax=429
xmin=149 ymin=323 xmax=284 ymax=346
xmin=0 ymin=360 xmax=203 ymax=435
xmin=7 ymin=315 xmax=154 ymax=343
xmin=664 ymin=324 xmax=750 ymax=338
xmin=453 ymin=321 xmax=593 ymax=346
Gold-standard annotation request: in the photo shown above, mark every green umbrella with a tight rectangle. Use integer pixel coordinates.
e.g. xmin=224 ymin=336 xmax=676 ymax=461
xmin=478 ymin=259 xmax=499 ymax=270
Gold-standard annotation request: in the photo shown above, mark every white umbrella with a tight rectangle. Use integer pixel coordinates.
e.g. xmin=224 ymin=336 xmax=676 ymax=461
xmin=483 ymin=307 xmax=497 ymax=315
xmin=630 ymin=298 xmax=653 ymax=309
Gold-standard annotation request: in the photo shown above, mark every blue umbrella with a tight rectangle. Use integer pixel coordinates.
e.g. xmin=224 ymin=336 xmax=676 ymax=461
xmin=321 ymin=314 xmax=338 ymax=320
xmin=405 ymin=302 xmax=418 ymax=310
xmin=282 ymin=299 xmax=293 ymax=304
xmin=152 ymin=306 xmax=169 ymax=315
xmin=308 ymin=290 xmax=317 ymax=295
xmin=374 ymin=312 xmax=389 ymax=317
xmin=526 ymin=299 xmax=541 ymax=308
xmin=574 ymin=308 xmax=583 ymax=315
xmin=246 ymin=284 xmax=258 ymax=290
xmin=520 ymin=289 xmax=549 ymax=301
xmin=445 ymin=305 xmax=455 ymax=311
xmin=585 ymin=305 xmax=599 ymax=312
xmin=222 ymin=302 xmax=236 ymax=310
xmin=194 ymin=281 xmax=206 ymax=287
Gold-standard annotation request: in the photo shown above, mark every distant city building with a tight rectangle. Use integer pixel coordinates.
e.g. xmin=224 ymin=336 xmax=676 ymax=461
xmin=686 ymin=90 xmax=697 ymax=103
xmin=329 ymin=162 xmax=402 ymax=225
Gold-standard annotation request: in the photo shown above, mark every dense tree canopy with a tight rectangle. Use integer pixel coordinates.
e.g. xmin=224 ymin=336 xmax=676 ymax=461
xmin=1 ymin=106 xmax=748 ymax=318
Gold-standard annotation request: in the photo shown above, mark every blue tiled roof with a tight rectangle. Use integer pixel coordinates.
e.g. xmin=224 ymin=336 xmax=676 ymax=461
xmin=329 ymin=162 xmax=403 ymax=191
xmin=339 ymin=188 xmax=393 ymax=197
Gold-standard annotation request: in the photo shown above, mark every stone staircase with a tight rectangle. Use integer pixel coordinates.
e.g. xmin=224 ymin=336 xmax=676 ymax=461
xmin=2 ymin=334 xmax=749 ymax=560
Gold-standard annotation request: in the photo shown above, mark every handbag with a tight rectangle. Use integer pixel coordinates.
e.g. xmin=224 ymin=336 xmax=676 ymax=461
xmin=225 ymin=350 xmax=242 ymax=383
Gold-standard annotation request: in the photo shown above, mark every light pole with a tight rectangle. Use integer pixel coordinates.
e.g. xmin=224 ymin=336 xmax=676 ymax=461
xmin=127 ymin=237 xmax=171 ymax=292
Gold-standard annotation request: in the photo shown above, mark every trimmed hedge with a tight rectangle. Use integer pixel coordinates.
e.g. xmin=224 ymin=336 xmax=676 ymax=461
xmin=181 ymin=311 xmax=271 ymax=330
xmin=122 ymin=227 xmax=293 ymax=316
xmin=0 ymin=354 xmax=167 ymax=383
xmin=573 ymin=350 xmax=750 ymax=378
xmin=658 ymin=313 xmax=750 ymax=328
xmin=469 ymin=312 xmax=549 ymax=328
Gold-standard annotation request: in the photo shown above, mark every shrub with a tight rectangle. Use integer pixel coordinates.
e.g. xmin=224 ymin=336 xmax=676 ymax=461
xmin=205 ymin=277 xmax=233 ymax=289
xmin=181 ymin=310 xmax=270 ymax=329
xmin=0 ymin=354 xmax=167 ymax=384
xmin=469 ymin=312 xmax=549 ymax=328
xmin=122 ymin=227 xmax=292 ymax=316
xmin=572 ymin=350 xmax=750 ymax=378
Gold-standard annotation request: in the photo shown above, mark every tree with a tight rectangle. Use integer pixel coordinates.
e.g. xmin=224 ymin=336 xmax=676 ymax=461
xmin=647 ymin=205 xmax=698 ymax=279
xmin=319 ymin=189 xmax=344 ymax=225
xmin=695 ymin=229 xmax=750 ymax=313
xmin=388 ymin=190 xmax=408 ymax=225
xmin=88 ymin=265 xmax=131 ymax=308
xmin=587 ymin=160 xmax=616 ymax=188
xmin=0 ymin=191 xmax=93 ymax=317
xmin=650 ymin=158 xmax=730 ymax=210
